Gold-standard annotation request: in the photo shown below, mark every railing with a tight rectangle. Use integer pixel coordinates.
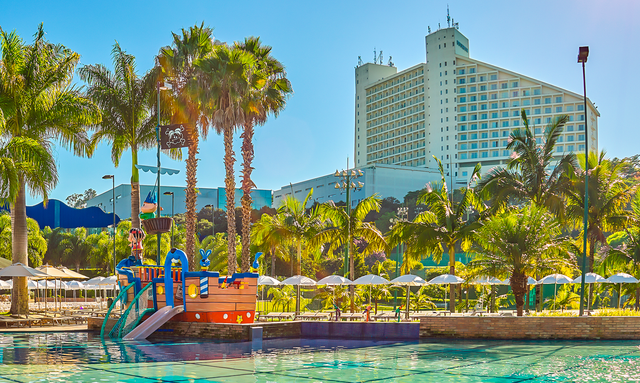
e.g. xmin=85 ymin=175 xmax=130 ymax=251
xmin=100 ymin=282 xmax=135 ymax=338
xmin=109 ymin=282 xmax=155 ymax=339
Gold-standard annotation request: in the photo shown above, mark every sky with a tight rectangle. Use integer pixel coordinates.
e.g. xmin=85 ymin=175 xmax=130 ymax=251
xmin=2 ymin=0 xmax=639 ymax=206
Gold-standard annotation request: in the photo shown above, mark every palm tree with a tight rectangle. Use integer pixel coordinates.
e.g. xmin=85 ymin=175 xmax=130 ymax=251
xmin=235 ymin=37 xmax=292 ymax=272
xmin=0 ymin=25 xmax=101 ymax=314
xmin=157 ymin=23 xmax=214 ymax=267
xmin=196 ymin=44 xmax=255 ymax=274
xmin=600 ymin=193 xmax=640 ymax=309
xmin=85 ymin=231 xmax=112 ymax=273
xmin=313 ymin=195 xmax=387 ymax=312
xmin=471 ymin=204 xmax=574 ymax=316
xmin=390 ymin=157 xmax=484 ymax=312
xmin=477 ymin=110 xmax=575 ymax=218
xmin=252 ymin=213 xmax=288 ymax=276
xmin=565 ymin=152 xmax=632 ymax=274
xmin=59 ymin=227 xmax=93 ymax=272
xmin=79 ymin=42 xmax=158 ymax=230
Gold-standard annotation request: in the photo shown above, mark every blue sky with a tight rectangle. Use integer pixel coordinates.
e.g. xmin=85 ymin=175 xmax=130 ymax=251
xmin=2 ymin=0 xmax=639 ymax=206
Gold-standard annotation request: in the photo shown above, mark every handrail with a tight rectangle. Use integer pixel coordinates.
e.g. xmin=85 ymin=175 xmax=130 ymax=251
xmin=109 ymin=282 xmax=155 ymax=338
xmin=100 ymin=283 xmax=135 ymax=338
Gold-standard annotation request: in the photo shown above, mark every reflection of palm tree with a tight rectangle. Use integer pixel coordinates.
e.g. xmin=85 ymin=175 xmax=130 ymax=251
xmin=390 ymin=157 xmax=484 ymax=313
xmin=0 ymin=25 xmax=101 ymax=314
xmin=79 ymin=43 xmax=158 ymax=230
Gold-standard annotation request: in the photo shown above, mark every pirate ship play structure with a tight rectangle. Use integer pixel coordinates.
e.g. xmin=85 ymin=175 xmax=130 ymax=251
xmin=100 ymin=191 xmax=260 ymax=340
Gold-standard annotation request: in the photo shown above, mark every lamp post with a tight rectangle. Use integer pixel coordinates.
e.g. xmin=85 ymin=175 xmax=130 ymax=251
xmin=163 ymin=192 xmax=175 ymax=248
xmin=156 ymin=81 xmax=170 ymax=265
xmin=102 ymin=175 xmax=116 ymax=276
xmin=578 ymin=46 xmax=590 ymax=317
xmin=333 ymin=159 xmax=363 ymax=312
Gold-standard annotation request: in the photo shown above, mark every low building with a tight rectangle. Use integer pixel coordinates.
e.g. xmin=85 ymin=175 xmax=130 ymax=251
xmin=87 ymin=185 xmax=272 ymax=220
xmin=272 ymin=164 xmax=442 ymax=208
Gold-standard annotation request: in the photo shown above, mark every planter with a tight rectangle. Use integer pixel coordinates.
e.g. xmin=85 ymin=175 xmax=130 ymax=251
xmin=142 ymin=217 xmax=173 ymax=235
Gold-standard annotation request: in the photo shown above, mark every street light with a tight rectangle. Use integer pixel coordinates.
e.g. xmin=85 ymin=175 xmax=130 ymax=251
xmin=163 ymin=191 xmax=175 ymax=248
xmin=102 ymin=175 xmax=116 ymax=276
xmin=578 ymin=46 xmax=590 ymax=317
xmin=333 ymin=159 xmax=364 ymax=312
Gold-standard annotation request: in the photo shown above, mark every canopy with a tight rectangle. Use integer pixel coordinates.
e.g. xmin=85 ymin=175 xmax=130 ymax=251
xmin=503 ymin=276 xmax=538 ymax=285
xmin=65 ymin=280 xmax=85 ymax=290
xmin=37 ymin=280 xmax=56 ymax=289
xmin=390 ymin=274 xmax=426 ymax=286
xmin=0 ymin=257 xmax=12 ymax=268
xmin=470 ymin=276 xmax=504 ymax=285
xmin=572 ymin=273 xmax=607 ymax=284
xmin=606 ymin=273 xmax=639 ymax=284
xmin=135 ymin=164 xmax=180 ymax=175
xmin=84 ymin=276 xmax=106 ymax=287
xmin=0 ymin=280 xmax=11 ymax=288
xmin=97 ymin=275 xmax=118 ymax=286
xmin=58 ymin=267 xmax=88 ymax=279
xmin=281 ymin=275 xmax=316 ymax=286
xmin=0 ymin=263 xmax=48 ymax=278
xmin=316 ymin=275 xmax=353 ymax=286
xmin=35 ymin=265 xmax=69 ymax=279
xmin=27 ymin=280 xmax=38 ymax=290
xmin=428 ymin=274 xmax=465 ymax=284
xmin=257 ymin=276 xmax=281 ymax=286
xmin=352 ymin=274 xmax=390 ymax=285
xmin=536 ymin=274 xmax=573 ymax=285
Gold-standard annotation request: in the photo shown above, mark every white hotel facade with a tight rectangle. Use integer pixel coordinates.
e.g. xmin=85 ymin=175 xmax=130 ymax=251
xmin=355 ymin=26 xmax=599 ymax=186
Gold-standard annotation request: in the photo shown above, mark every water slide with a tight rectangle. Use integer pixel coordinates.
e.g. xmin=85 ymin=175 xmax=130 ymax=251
xmin=123 ymin=305 xmax=184 ymax=341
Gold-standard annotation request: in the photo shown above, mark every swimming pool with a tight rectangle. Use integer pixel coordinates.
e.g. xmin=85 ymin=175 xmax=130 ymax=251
xmin=0 ymin=333 xmax=638 ymax=382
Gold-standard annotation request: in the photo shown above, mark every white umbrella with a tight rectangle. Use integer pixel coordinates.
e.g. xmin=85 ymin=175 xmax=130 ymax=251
xmin=606 ymin=273 xmax=640 ymax=309
xmin=84 ymin=277 xmax=106 ymax=307
xmin=37 ymin=280 xmax=55 ymax=289
xmin=0 ymin=280 xmax=11 ymax=289
xmin=27 ymin=280 xmax=38 ymax=290
xmin=391 ymin=274 xmax=426 ymax=320
xmin=536 ymin=274 xmax=573 ymax=310
xmin=66 ymin=280 xmax=85 ymax=301
xmin=258 ymin=276 xmax=281 ymax=286
xmin=471 ymin=276 xmax=504 ymax=285
xmin=317 ymin=275 xmax=353 ymax=286
xmin=572 ymin=272 xmax=607 ymax=284
xmin=352 ymin=274 xmax=390 ymax=285
xmin=98 ymin=276 xmax=118 ymax=286
xmin=281 ymin=275 xmax=316 ymax=314
xmin=57 ymin=267 xmax=88 ymax=279
xmin=503 ymin=276 xmax=537 ymax=285
xmin=428 ymin=274 xmax=465 ymax=284
xmin=0 ymin=263 xmax=48 ymax=278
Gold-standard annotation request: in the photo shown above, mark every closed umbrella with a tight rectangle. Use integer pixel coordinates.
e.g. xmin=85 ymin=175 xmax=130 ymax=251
xmin=536 ymin=274 xmax=573 ymax=310
xmin=605 ymin=273 xmax=640 ymax=309
xmin=281 ymin=275 xmax=316 ymax=314
xmin=391 ymin=274 xmax=426 ymax=320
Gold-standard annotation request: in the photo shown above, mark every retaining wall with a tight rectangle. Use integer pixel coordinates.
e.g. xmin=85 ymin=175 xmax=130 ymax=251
xmin=419 ymin=316 xmax=640 ymax=339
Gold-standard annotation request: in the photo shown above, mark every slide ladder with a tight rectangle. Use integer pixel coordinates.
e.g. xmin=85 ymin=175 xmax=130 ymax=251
xmin=123 ymin=305 xmax=184 ymax=340
xmin=100 ymin=283 xmax=135 ymax=338
xmin=109 ymin=282 xmax=155 ymax=339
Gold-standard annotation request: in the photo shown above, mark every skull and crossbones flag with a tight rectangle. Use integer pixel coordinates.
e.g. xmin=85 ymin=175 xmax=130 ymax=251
xmin=160 ymin=124 xmax=194 ymax=149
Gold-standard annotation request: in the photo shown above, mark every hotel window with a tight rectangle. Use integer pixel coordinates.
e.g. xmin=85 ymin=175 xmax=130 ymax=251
xmin=459 ymin=69 xmax=465 ymax=74
xmin=491 ymin=93 xmax=497 ymax=99
xmin=469 ymin=86 xmax=477 ymax=92
xmin=459 ymin=106 xmax=467 ymax=112
xmin=558 ymin=136 xmax=564 ymax=142
xmin=502 ymin=140 xmax=508 ymax=146
xmin=578 ymin=134 xmax=585 ymax=140
xmin=557 ymin=146 xmax=563 ymax=152
xmin=556 ymin=96 xmax=562 ymax=103
xmin=469 ymin=68 xmax=475 ymax=73
xmin=471 ymin=153 xmax=478 ymax=159
xmin=578 ymin=114 xmax=585 ymax=121
xmin=513 ymin=120 xmax=519 ymax=126
xmin=471 ymin=143 xmax=478 ymax=149
xmin=533 ymin=89 xmax=541 ymax=95
xmin=459 ymin=78 xmax=466 ymax=84
xmin=523 ymin=90 xmax=530 ymax=96
xmin=470 ymin=96 xmax=477 ymax=101
xmin=567 ymin=125 xmax=574 ymax=132
xmin=460 ymin=125 xmax=467 ymax=131
xmin=577 ymin=104 xmax=584 ymax=111
xmin=566 ymin=105 xmax=574 ymax=112
xmin=544 ymin=97 xmax=551 ymax=104
xmin=480 ymin=104 xmax=487 ymax=110
xmin=460 ymin=153 xmax=468 ymax=159
xmin=534 ymin=99 xmax=541 ymax=105
xmin=460 ymin=144 xmax=467 ymax=149
xmin=578 ymin=144 xmax=585 ymax=151
xmin=479 ymin=76 xmax=486 ymax=81
xmin=503 ymin=150 xmax=510 ymax=156
xmin=480 ymin=85 xmax=487 ymax=91
xmin=501 ymin=83 xmax=508 ymax=89
xmin=502 ymin=111 xmax=509 ymax=117
xmin=481 ymin=132 xmax=488 ymax=139
xmin=462 ymin=171 xmax=468 ymax=176
xmin=491 ymin=84 xmax=497 ymax=90
xmin=492 ymin=112 xmax=499 ymax=118
xmin=578 ymin=124 xmax=585 ymax=131
xmin=491 ymin=103 xmax=498 ymax=109
xmin=512 ymin=91 xmax=519 ymax=97
xmin=481 ymin=142 xmax=488 ymax=148
xmin=460 ymin=134 xmax=467 ymax=140
xmin=492 ymin=132 xmax=499 ymax=138
xmin=469 ymin=77 xmax=476 ymax=83
xmin=512 ymin=111 xmax=519 ymax=117
xmin=523 ymin=100 xmax=530 ymax=106
xmin=481 ymin=152 xmax=488 ymax=158
xmin=556 ymin=106 xmax=562 ymax=113
xmin=481 ymin=113 xmax=487 ymax=119
xmin=534 ymin=108 xmax=541 ymax=115
xmin=492 ymin=150 xmax=499 ymax=157
xmin=545 ymin=117 xmax=551 ymax=123
xmin=502 ymin=121 xmax=509 ymax=127
xmin=470 ymin=105 xmax=477 ymax=111
xmin=492 ymin=122 xmax=499 ymax=128
xmin=545 ymin=107 xmax=552 ymax=113
xmin=502 ymin=131 xmax=509 ymax=137
xmin=490 ymin=74 xmax=497 ymax=80
xmin=568 ymin=145 xmax=575 ymax=151
xmin=567 ymin=135 xmax=574 ymax=142
xmin=470 ymin=133 xmax=478 ymax=139
xmin=480 ymin=95 xmax=487 ymax=100
xmin=470 ymin=124 xmax=478 ymax=130
xmin=512 ymin=101 xmax=520 ymax=107
xmin=534 ymin=128 xmax=542 ymax=134
xmin=459 ymin=96 xmax=466 ymax=102
xmin=512 ymin=81 xmax=519 ymax=88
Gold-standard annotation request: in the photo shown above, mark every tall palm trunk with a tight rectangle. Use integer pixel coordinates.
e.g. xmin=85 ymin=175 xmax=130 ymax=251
xmin=131 ymin=149 xmax=141 ymax=229
xmin=10 ymin=182 xmax=28 ymax=315
xmin=449 ymin=244 xmax=456 ymax=313
xmin=510 ymin=270 xmax=527 ymax=316
xmin=224 ymin=126 xmax=237 ymax=274
xmin=270 ymin=248 xmax=275 ymax=277
xmin=240 ymin=123 xmax=255 ymax=272
xmin=296 ymin=241 xmax=302 ymax=275
xmin=349 ymin=239 xmax=355 ymax=313
xmin=185 ymin=134 xmax=200 ymax=269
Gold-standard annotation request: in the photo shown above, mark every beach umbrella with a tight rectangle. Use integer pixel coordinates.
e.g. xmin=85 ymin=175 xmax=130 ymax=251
xmin=37 ymin=280 xmax=56 ymax=289
xmin=470 ymin=276 xmax=504 ymax=313
xmin=84 ymin=277 xmax=106 ymax=306
xmin=536 ymin=274 xmax=573 ymax=309
xmin=502 ymin=277 xmax=537 ymax=285
xmin=316 ymin=275 xmax=353 ymax=286
xmin=36 ymin=265 xmax=69 ymax=311
xmin=605 ymin=273 xmax=640 ymax=309
xmin=391 ymin=274 xmax=426 ymax=320
xmin=352 ymin=274 xmax=390 ymax=307
xmin=258 ymin=276 xmax=281 ymax=286
xmin=282 ymin=275 xmax=316 ymax=314
xmin=0 ymin=280 xmax=11 ymax=289
xmin=0 ymin=263 xmax=48 ymax=278
xmin=428 ymin=274 xmax=465 ymax=284
xmin=27 ymin=280 xmax=38 ymax=290
xmin=66 ymin=280 xmax=85 ymax=300
xmin=571 ymin=273 xmax=607 ymax=310
xmin=0 ymin=258 xmax=12 ymax=268
xmin=58 ymin=267 xmax=89 ymax=279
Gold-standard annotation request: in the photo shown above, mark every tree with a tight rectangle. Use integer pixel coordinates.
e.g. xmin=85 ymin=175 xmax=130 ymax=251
xmin=65 ymin=188 xmax=97 ymax=209
xmin=0 ymin=214 xmax=46 ymax=267
xmin=59 ymin=227 xmax=92 ymax=271
xmin=79 ymin=43 xmax=157 ymax=230
xmin=85 ymin=231 xmax=112 ymax=273
xmin=0 ymin=25 xmax=101 ymax=314
xmin=158 ymin=23 xmax=214 ymax=268
xmin=313 ymin=195 xmax=387 ymax=312
xmin=196 ymin=43 xmax=255 ymax=274
xmin=477 ymin=110 xmax=575 ymax=218
xmin=565 ymin=152 xmax=632 ymax=275
xmin=252 ymin=213 xmax=288 ymax=277
xmin=390 ymin=157 xmax=484 ymax=312
xmin=471 ymin=204 xmax=574 ymax=316
xmin=235 ymin=37 xmax=292 ymax=272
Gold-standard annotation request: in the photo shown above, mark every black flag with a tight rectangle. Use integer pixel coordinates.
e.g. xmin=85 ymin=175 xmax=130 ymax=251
xmin=161 ymin=124 xmax=194 ymax=149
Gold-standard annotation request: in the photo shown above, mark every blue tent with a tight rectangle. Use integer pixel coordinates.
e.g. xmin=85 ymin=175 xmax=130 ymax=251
xmin=2 ymin=199 xmax=120 ymax=229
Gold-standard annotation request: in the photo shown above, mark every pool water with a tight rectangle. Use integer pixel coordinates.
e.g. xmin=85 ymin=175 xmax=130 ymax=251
xmin=0 ymin=333 xmax=639 ymax=382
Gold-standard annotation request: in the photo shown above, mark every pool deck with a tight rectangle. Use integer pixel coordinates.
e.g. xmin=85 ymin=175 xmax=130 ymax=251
xmin=1 ymin=324 xmax=88 ymax=332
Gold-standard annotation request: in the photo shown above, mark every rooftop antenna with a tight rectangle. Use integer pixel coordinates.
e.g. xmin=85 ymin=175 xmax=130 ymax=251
xmin=358 ymin=56 xmax=363 ymax=66
xmin=378 ymin=50 xmax=383 ymax=66
xmin=388 ymin=56 xmax=394 ymax=67
xmin=453 ymin=18 xmax=459 ymax=30
xmin=373 ymin=47 xmax=377 ymax=64
xmin=438 ymin=23 xmax=441 ymax=30
xmin=428 ymin=26 xmax=431 ymax=34
xmin=447 ymin=5 xmax=451 ymax=28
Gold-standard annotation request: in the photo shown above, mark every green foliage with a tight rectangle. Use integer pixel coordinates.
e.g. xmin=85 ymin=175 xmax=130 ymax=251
xmin=543 ymin=286 xmax=580 ymax=311
xmin=594 ymin=309 xmax=640 ymax=316
xmin=607 ymin=231 xmax=628 ymax=248
xmin=0 ymin=214 xmax=46 ymax=267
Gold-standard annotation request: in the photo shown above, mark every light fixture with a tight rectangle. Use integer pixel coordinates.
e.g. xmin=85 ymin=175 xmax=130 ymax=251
xmin=577 ymin=46 xmax=589 ymax=63
xmin=334 ymin=170 xmax=340 ymax=177
xmin=102 ymin=175 xmax=113 ymax=179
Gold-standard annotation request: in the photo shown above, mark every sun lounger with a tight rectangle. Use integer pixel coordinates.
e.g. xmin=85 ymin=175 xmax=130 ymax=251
xmin=258 ymin=312 xmax=294 ymax=321
xmin=372 ymin=311 xmax=396 ymax=321
xmin=339 ymin=313 xmax=365 ymax=321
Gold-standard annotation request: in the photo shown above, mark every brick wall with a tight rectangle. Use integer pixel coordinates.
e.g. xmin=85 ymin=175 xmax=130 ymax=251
xmin=156 ymin=321 xmax=302 ymax=341
xmin=420 ymin=316 xmax=640 ymax=340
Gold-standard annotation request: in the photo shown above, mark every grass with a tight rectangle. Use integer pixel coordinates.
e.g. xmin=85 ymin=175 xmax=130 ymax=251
xmin=593 ymin=309 xmax=640 ymax=316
